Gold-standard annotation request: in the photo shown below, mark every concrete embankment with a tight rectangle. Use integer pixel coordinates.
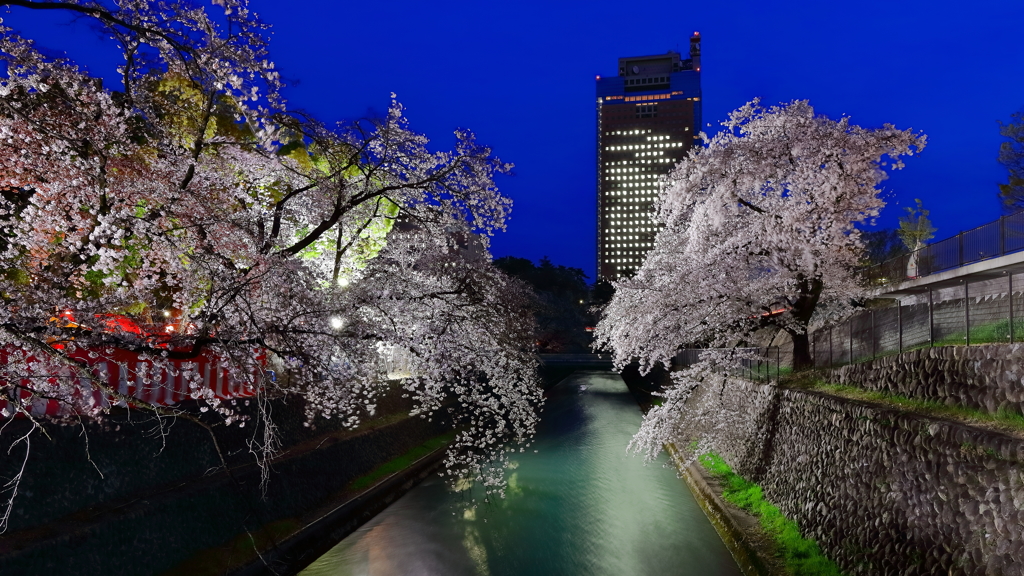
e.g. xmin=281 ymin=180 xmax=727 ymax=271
xmin=0 ymin=389 xmax=449 ymax=576
xmin=228 ymin=437 xmax=450 ymax=575
xmin=623 ymin=358 xmax=1024 ymax=576
xmin=665 ymin=444 xmax=776 ymax=576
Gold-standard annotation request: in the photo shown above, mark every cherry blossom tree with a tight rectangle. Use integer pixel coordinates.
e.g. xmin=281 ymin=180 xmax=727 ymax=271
xmin=594 ymin=100 xmax=925 ymax=459
xmin=0 ymin=0 xmax=541 ymax=528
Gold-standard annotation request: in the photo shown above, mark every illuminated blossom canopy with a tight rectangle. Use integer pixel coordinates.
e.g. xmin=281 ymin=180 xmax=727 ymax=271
xmin=594 ymin=100 xmax=925 ymax=459
xmin=0 ymin=0 xmax=542 ymax=522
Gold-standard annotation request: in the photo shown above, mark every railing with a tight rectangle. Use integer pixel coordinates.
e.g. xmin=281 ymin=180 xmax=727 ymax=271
xmin=811 ymin=276 xmax=1024 ymax=368
xmin=674 ymin=347 xmax=780 ymax=382
xmin=863 ymin=210 xmax=1024 ymax=287
xmin=0 ymin=346 xmax=264 ymax=419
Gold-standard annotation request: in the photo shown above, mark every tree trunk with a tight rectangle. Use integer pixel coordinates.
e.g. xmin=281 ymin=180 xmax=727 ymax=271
xmin=787 ymin=275 xmax=823 ymax=373
xmin=791 ymin=331 xmax=813 ymax=371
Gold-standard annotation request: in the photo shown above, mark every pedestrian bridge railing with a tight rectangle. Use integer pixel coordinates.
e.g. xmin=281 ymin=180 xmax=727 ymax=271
xmin=864 ymin=210 xmax=1024 ymax=287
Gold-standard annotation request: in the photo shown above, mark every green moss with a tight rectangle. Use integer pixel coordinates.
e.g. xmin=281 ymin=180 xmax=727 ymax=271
xmin=348 ymin=431 xmax=455 ymax=491
xmin=698 ymin=451 xmax=844 ymax=576
xmin=4 ymin=268 xmax=29 ymax=285
xmin=84 ymin=269 xmax=108 ymax=285
xmin=118 ymin=301 xmax=148 ymax=316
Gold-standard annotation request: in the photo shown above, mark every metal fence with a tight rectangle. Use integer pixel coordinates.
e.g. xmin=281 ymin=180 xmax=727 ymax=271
xmin=674 ymin=347 xmax=781 ymax=382
xmin=864 ymin=210 xmax=1024 ymax=286
xmin=810 ymin=279 xmax=1024 ymax=368
xmin=380 ymin=345 xmax=419 ymax=379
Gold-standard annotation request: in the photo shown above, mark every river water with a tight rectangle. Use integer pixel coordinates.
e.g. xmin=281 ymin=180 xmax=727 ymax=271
xmin=300 ymin=370 xmax=742 ymax=576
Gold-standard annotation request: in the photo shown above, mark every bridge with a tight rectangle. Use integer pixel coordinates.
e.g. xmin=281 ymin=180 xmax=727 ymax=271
xmin=866 ymin=209 xmax=1024 ymax=298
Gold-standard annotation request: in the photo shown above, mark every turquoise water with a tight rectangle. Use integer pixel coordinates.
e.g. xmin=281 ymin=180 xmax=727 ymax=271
xmin=300 ymin=371 xmax=742 ymax=576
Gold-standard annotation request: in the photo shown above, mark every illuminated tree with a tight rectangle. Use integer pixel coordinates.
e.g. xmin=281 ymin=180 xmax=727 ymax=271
xmin=0 ymin=0 xmax=541 ymax=527
xmin=595 ymin=100 xmax=925 ymax=460
xmin=596 ymin=99 xmax=925 ymax=372
xmin=897 ymin=198 xmax=936 ymax=251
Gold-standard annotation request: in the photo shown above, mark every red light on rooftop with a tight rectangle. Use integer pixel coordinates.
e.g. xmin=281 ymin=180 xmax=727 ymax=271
xmin=596 ymin=75 xmax=601 ymax=80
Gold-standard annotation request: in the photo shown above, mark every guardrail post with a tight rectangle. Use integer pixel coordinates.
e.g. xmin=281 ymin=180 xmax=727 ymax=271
xmin=965 ymin=280 xmax=970 ymax=346
xmin=870 ymin=311 xmax=876 ymax=359
xmin=1011 ymin=272 xmax=1015 ymax=344
xmin=959 ymin=232 xmax=964 ymax=266
xmin=929 ymin=288 xmax=935 ymax=347
xmin=849 ymin=319 xmax=854 ymax=363
xmin=1001 ymin=215 xmax=1006 ymax=256
xmin=897 ymin=300 xmax=903 ymax=353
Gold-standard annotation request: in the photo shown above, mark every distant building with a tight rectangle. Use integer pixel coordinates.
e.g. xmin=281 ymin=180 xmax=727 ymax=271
xmin=596 ymin=33 xmax=703 ymax=280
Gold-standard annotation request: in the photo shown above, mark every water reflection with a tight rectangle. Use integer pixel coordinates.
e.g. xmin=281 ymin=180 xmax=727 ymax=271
xmin=301 ymin=371 xmax=741 ymax=576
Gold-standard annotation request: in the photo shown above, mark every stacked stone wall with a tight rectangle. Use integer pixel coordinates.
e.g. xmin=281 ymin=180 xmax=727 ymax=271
xmin=677 ymin=378 xmax=1024 ymax=576
xmin=830 ymin=344 xmax=1024 ymax=415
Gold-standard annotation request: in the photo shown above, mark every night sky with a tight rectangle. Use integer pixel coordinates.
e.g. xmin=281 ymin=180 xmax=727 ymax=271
xmin=7 ymin=0 xmax=1024 ymax=280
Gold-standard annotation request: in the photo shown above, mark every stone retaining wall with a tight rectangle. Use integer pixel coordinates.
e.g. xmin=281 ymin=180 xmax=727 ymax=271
xmin=829 ymin=344 xmax=1024 ymax=415
xmin=675 ymin=378 xmax=1024 ymax=576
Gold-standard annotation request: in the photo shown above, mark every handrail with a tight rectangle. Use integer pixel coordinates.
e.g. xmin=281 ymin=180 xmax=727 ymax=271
xmin=863 ymin=209 xmax=1024 ymax=288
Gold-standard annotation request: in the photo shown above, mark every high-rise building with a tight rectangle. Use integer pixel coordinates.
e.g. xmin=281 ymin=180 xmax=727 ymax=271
xmin=596 ymin=33 xmax=702 ymax=280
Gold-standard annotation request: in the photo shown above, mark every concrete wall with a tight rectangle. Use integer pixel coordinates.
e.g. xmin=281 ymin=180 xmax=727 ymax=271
xmin=0 ymin=385 xmax=417 ymax=533
xmin=2 ymin=413 xmax=448 ymax=575
xmin=0 ymin=385 xmax=452 ymax=576
xmin=669 ymin=377 xmax=1024 ymax=576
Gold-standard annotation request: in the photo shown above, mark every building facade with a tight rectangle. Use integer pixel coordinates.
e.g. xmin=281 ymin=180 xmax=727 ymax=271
xmin=596 ymin=33 xmax=703 ymax=280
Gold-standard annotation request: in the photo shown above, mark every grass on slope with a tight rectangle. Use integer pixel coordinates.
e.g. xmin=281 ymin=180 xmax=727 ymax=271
xmin=698 ymin=451 xmax=843 ymax=576
xmin=803 ymin=382 xmax=1024 ymax=435
xmin=348 ymin=431 xmax=456 ymax=491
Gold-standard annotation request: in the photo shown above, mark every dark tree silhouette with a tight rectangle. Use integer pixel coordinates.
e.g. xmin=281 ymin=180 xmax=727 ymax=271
xmin=494 ymin=256 xmax=592 ymax=353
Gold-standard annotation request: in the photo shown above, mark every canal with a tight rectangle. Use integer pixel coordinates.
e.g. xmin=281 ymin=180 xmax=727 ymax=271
xmin=300 ymin=370 xmax=743 ymax=576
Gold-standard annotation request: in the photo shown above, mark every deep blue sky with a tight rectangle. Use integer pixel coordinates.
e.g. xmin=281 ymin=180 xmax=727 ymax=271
xmin=7 ymin=0 xmax=1024 ymax=280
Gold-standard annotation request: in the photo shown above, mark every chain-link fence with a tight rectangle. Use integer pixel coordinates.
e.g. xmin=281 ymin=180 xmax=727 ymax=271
xmin=674 ymin=347 xmax=781 ymax=382
xmin=811 ymin=277 xmax=1024 ymax=368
